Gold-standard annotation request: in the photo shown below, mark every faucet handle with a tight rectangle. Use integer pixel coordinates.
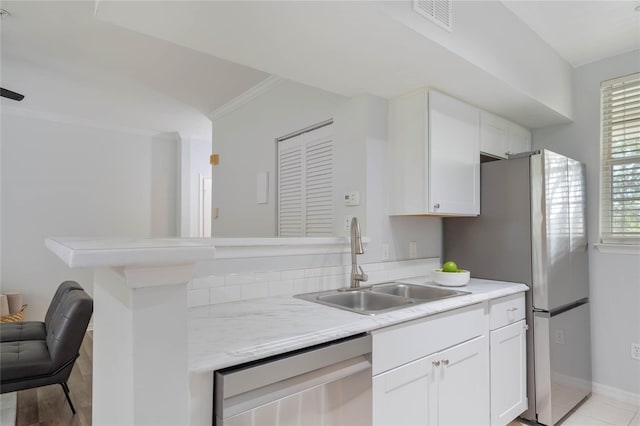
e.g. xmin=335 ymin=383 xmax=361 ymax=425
xmin=358 ymin=266 xmax=368 ymax=282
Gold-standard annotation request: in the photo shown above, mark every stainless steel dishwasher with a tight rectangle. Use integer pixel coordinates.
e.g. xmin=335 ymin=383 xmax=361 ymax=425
xmin=214 ymin=334 xmax=372 ymax=426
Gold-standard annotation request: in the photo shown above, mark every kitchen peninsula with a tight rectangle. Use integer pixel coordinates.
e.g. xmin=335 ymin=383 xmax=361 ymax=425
xmin=46 ymin=237 xmax=527 ymax=426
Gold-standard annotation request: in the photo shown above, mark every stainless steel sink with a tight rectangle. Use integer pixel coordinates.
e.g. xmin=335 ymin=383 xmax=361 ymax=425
xmin=316 ymin=291 xmax=414 ymax=314
xmin=294 ymin=282 xmax=469 ymax=315
xmin=370 ymin=283 xmax=468 ymax=301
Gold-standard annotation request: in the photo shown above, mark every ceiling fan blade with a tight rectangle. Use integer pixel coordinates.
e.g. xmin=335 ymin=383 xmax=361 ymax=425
xmin=1 ymin=88 xmax=25 ymax=101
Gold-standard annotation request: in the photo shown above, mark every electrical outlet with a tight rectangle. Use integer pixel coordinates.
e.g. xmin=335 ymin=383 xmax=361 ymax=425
xmin=632 ymin=343 xmax=640 ymax=360
xmin=409 ymin=241 xmax=417 ymax=259
xmin=344 ymin=215 xmax=354 ymax=232
xmin=381 ymin=243 xmax=390 ymax=261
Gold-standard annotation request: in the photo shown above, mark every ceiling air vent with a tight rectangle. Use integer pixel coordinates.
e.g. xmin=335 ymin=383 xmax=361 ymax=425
xmin=413 ymin=0 xmax=452 ymax=31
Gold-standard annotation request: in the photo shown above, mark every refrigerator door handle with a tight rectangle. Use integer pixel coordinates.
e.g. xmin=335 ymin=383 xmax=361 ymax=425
xmin=549 ymin=298 xmax=588 ymax=317
xmin=533 ymin=298 xmax=588 ymax=318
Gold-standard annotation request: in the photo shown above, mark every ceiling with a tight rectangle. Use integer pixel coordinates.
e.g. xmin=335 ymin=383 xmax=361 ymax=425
xmin=0 ymin=1 xmax=268 ymax=138
xmin=503 ymin=0 xmax=640 ymax=67
xmin=1 ymin=1 xmax=638 ymax=136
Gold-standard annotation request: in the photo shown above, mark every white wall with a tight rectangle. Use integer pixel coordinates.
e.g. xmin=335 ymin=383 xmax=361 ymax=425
xmin=151 ymin=132 xmax=179 ymax=237
xmin=210 ymin=79 xmax=367 ymax=238
xmin=533 ymin=50 xmax=640 ymax=400
xmin=210 ymin=78 xmax=442 ymax=262
xmin=0 ymin=112 xmax=178 ymax=320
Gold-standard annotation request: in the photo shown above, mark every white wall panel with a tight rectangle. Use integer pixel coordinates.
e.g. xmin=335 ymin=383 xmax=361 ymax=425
xmin=0 ymin=113 xmax=177 ymax=320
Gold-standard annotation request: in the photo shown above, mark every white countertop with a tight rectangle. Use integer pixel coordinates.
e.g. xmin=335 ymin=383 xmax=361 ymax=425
xmin=45 ymin=237 xmax=217 ymax=268
xmin=44 ymin=236 xmax=369 ymax=266
xmin=189 ymin=277 xmax=528 ymax=373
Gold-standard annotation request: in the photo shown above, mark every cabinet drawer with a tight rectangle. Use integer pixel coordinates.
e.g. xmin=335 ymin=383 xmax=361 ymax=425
xmin=489 ymin=293 xmax=525 ymax=330
xmin=372 ymin=303 xmax=487 ymax=375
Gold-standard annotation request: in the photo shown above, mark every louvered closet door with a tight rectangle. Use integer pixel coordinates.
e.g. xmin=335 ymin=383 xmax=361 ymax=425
xmin=305 ymin=138 xmax=333 ymax=236
xmin=277 ymin=124 xmax=334 ymax=237
xmin=278 ymin=140 xmax=304 ymax=237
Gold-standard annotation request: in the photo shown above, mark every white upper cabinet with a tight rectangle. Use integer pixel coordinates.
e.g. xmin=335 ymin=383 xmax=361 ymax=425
xmin=480 ymin=111 xmax=508 ymax=158
xmin=480 ymin=111 xmax=532 ymax=159
xmin=388 ymin=89 xmax=480 ymax=216
xmin=506 ymin=121 xmax=532 ymax=157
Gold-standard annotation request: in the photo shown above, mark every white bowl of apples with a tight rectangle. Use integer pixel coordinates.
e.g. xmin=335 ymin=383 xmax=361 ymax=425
xmin=433 ymin=261 xmax=470 ymax=287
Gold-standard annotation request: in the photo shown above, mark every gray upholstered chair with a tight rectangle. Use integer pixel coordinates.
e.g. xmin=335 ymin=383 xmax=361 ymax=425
xmin=0 ymin=289 xmax=93 ymax=414
xmin=0 ymin=280 xmax=83 ymax=343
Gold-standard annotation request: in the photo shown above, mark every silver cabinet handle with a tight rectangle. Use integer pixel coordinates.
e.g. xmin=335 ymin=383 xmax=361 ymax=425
xmin=507 ymin=307 xmax=518 ymax=312
xmin=433 ymin=203 xmax=440 ymax=209
xmin=524 ymin=324 xmax=529 ymax=331
xmin=442 ymin=359 xmax=449 ymax=366
xmin=433 ymin=360 xmax=440 ymax=367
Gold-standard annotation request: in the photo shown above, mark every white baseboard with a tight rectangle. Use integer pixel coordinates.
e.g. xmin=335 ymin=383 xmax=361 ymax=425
xmin=592 ymin=382 xmax=640 ymax=406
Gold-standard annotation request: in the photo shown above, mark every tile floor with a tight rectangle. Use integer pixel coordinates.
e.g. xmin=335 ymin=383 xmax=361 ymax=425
xmin=2 ymin=389 xmax=637 ymax=426
xmin=0 ymin=392 xmax=17 ymax=425
xmin=509 ymin=394 xmax=640 ymax=426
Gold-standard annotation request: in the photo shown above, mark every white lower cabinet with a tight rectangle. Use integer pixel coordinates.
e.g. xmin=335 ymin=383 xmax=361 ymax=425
xmin=373 ymin=335 xmax=489 ymax=426
xmin=371 ymin=293 xmax=527 ymax=426
xmin=490 ymin=320 xmax=527 ymax=426
xmin=489 ymin=293 xmax=528 ymax=426
xmin=372 ymin=303 xmax=490 ymax=426
xmin=373 ymin=353 xmax=438 ymax=425
xmin=438 ymin=336 xmax=490 ymax=425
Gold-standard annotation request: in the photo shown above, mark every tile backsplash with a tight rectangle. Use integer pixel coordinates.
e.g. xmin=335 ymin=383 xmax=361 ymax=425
xmin=188 ymin=257 xmax=440 ymax=307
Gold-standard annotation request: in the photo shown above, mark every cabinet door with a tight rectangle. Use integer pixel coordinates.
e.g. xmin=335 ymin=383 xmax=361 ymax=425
xmin=428 ymin=90 xmax=480 ymax=215
xmin=372 ymin=353 xmax=439 ymax=426
xmin=490 ymin=320 xmax=527 ymax=426
xmin=437 ymin=335 xmax=490 ymax=426
xmin=480 ymin=111 xmax=508 ymax=159
xmin=506 ymin=122 xmax=531 ymax=156
xmin=388 ymin=90 xmax=429 ymax=215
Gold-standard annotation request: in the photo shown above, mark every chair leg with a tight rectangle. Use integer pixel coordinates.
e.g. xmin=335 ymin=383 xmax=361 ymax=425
xmin=59 ymin=382 xmax=76 ymax=415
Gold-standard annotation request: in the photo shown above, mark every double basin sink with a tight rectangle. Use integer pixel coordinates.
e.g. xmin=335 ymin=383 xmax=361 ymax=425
xmin=295 ymin=282 xmax=469 ymax=315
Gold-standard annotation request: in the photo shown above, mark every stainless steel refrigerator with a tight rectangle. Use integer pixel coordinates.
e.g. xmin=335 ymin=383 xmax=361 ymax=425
xmin=443 ymin=150 xmax=591 ymax=425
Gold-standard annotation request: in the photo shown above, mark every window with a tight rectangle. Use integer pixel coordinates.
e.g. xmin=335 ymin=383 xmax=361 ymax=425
xmin=600 ymin=73 xmax=640 ymax=245
xmin=277 ymin=121 xmax=334 ymax=237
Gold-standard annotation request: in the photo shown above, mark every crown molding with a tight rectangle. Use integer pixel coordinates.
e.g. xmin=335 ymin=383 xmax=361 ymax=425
xmin=209 ymin=75 xmax=283 ymax=121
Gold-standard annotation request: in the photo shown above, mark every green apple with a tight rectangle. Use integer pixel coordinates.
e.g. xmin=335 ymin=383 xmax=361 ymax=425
xmin=442 ymin=261 xmax=458 ymax=273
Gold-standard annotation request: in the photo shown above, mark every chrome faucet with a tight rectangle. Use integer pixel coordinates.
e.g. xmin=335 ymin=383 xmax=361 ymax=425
xmin=350 ymin=217 xmax=368 ymax=288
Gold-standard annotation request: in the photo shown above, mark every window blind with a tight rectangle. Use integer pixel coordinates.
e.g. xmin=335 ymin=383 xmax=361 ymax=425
xmin=600 ymin=72 xmax=640 ymax=244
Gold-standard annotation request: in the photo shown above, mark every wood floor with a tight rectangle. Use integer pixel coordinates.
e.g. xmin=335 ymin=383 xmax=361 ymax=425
xmin=16 ymin=332 xmax=93 ymax=426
